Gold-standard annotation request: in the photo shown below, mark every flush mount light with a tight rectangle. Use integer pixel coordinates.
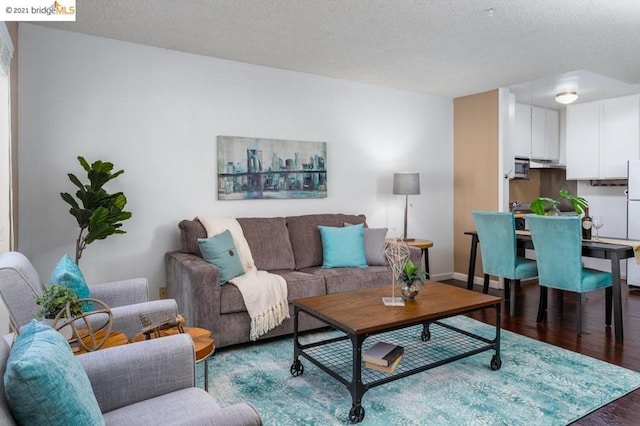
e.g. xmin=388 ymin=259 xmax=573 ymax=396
xmin=555 ymin=91 xmax=578 ymax=104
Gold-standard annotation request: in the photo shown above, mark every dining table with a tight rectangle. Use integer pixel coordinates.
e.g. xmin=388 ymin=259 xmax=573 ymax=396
xmin=464 ymin=230 xmax=639 ymax=342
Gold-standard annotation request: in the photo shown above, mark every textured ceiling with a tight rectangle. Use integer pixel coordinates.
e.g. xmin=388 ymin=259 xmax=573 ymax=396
xmin=37 ymin=0 xmax=640 ymax=99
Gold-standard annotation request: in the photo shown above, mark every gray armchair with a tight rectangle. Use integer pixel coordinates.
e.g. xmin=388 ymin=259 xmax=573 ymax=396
xmin=0 ymin=332 xmax=262 ymax=425
xmin=0 ymin=251 xmax=178 ymax=339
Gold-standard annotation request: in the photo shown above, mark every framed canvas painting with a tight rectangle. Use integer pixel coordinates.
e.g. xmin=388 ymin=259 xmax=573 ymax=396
xmin=217 ymin=136 xmax=327 ymax=200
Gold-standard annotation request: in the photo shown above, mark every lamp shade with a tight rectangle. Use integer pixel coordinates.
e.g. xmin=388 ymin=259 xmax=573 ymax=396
xmin=393 ymin=173 xmax=420 ymax=195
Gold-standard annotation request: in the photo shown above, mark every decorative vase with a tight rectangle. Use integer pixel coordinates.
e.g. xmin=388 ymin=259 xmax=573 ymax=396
xmin=400 ymin=281 xmax=421 ymax=300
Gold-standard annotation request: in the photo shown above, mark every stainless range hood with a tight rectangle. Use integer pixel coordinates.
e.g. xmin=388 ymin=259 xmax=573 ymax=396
xmin=529 ymin=160 xmax=565 ymax=169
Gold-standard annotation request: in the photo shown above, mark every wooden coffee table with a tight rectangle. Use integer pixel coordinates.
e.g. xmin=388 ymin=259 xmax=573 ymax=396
xmin=132 ymin=327 xmax=215 ymax=390
xmin=291 ymin=282 xmax=501 ymax=423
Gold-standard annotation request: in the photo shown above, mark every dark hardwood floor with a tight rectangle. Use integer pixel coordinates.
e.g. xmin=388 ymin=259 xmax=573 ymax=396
xmin=442 ymin=278 xmax=640 ymax=425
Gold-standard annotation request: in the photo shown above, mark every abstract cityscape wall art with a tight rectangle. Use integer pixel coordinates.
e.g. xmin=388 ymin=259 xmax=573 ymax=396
xmin=217 ymin=136 xmax=327 ymax=200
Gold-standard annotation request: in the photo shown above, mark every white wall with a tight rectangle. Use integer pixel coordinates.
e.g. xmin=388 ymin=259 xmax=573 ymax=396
xmin=17 ymin=24 xmax=454 ymax=300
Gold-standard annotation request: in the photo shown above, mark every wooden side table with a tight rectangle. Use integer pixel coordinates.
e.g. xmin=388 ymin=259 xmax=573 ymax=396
xmin=132 ymin=326 xmax=215 ymax=391
xmin=72 ymin=329 xmax=128 ymax=355
xmin=403 ymin=239 xmax=434 ymax=279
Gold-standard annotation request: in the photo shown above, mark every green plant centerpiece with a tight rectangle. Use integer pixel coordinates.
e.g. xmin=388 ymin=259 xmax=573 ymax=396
xmin=397 ymin=259 xmax=427 ymax=300
xmin=35 ymin=284 xmax=83 ymax=320
xmin=60 ymin=156 xmax=132 ymax=264
xmin=530 ymin=189 xmax=588 ymax=216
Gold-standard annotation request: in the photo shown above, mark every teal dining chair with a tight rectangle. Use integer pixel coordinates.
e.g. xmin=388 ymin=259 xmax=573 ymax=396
xmin=526 ymin=215 xmax=612 ymax=336
xmin=471 ymin=211 xmax=538 ymax=316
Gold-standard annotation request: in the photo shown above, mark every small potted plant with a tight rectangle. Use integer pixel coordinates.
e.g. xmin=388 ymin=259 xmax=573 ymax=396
xmin=530 ymin=189 xmax=588 ymax=216
xmin=397 ymin=259 xmax=427 ymax=300
xmin=35 ymin=284 xmax=83 ymax=337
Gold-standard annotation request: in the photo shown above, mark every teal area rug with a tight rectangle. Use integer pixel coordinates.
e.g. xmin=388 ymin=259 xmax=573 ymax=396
xmin=198 ymin=316 xmax=640 ymax=425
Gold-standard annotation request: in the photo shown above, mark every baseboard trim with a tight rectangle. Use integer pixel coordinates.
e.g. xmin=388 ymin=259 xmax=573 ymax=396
xmin=451 ymin=272 xmax=502 ymax=289
xmin=428 ymin=272 xmax=454 ymax=282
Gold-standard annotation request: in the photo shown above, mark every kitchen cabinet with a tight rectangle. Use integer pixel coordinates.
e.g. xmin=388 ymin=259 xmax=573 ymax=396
xmin=514 ymin=103 xmax=531 ymax=158
xmin=514 ymin=103 xmax=559 ymax=161
xmin=531 ymin=107 xmax=560 ymax=161
xmin=600 ymin=95 xmax=640 ymax=178
xmin=566 ymin=94 xmax=640 ymax=180
xmin=566 ymin=102 xmax=599 ymax=179
xmin=544 ymin=109 xmax=560 ymax=161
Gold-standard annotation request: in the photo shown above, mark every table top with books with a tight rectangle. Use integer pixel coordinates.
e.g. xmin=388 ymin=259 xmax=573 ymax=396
xmin=363 ymin=341 xmax=404 ymax=373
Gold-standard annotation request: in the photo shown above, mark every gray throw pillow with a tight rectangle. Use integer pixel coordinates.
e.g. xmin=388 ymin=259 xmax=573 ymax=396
xmin=345 ymin=223 xmax=388 ymax=266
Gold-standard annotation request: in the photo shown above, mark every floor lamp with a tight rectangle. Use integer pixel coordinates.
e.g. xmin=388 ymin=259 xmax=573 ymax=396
xmin=393 ymin=172 xmax=420 ymax=241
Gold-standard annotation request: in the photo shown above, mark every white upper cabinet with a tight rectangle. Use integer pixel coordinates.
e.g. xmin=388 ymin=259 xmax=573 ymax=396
xmin=530 ymin=106 xmax=546 ymax=159
xmin=544 ymin=109 xmax=560 ymax=161
xmin=514 ymin=103 xmax=559 ymax=161
xmin=566 ymin=94 xmax=640 ymax=180
xmin=514 ymin=103 xmax=531 ymax=158
xmin=600 ymin=95 xmax=640 ymax=178
xmin=566 ymin=102 xmax=600 ymax=179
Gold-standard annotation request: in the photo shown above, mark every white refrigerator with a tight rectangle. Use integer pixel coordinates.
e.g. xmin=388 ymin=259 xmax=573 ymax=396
xmin=628 ymin=160 xmax=640 ymax=286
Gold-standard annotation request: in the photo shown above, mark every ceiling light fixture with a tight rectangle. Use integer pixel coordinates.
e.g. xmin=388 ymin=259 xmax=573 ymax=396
xmin=555 ymin=91 xmax=578 ymax=104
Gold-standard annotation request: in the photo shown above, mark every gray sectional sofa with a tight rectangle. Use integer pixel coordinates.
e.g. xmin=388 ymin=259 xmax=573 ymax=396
xmin=165 ymin=213 xmax=421 ymax=348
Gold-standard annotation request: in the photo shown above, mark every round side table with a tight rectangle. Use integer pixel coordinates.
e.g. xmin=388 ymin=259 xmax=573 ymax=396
xmin=72 ymin=329 xmax=128 ymax=355
xmin=132 ymin=327 xmax=215 ymax=390
xmin=403 ymin=239 xmax=434 ymax=278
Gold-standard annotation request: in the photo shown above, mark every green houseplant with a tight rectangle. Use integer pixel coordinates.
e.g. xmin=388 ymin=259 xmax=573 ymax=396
xmin=397 ymin=259 xmax=427 ymax=300
xmin=60 ymin=156 xmax=132 ymax=264
xmin=35 ymin=284 xmax=83 ymax=320
xmin=530 ymin=189 xmax=588 ymax=216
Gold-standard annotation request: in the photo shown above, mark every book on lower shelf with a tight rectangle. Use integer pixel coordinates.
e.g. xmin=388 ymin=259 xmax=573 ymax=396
xmin=365 ymin=355 xmax=403 ymax=373
xmin=362 ymin=341 xmax=404 ymax=366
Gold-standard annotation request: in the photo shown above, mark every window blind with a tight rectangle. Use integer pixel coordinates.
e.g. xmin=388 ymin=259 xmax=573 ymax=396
xmin=0 ymin=23 xmax=13 ymax=76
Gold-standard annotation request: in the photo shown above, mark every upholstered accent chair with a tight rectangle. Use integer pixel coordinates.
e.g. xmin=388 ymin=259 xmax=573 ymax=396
xmin=471 ymin=211 xmax=538 ymax=316
xmin=0 ymin=251 xmax=178 ymax=339
xmin=527 ymin=215 xmax=612 ymax=335
xmin=0 ymin=328 xmax=262 ymax=425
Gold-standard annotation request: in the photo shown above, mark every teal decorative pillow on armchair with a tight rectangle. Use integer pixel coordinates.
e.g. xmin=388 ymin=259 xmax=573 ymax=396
xmin=49 ymin=254 xmax=93 ymax=312
xmin=4 ymin=320 xmax=105 ymax=425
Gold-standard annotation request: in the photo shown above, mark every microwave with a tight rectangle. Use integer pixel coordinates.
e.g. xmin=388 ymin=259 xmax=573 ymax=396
xmin=513 ymin=157 xmax=530 ymax=179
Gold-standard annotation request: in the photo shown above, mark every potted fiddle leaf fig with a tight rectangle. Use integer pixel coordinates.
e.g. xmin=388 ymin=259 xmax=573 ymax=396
xmin=60 ymin=156 xmax=132 ymax=264
xmin=530 ymin=189 xmax=588 ymax=216
xmin=397 ymin=259 xmax=427 ymax=300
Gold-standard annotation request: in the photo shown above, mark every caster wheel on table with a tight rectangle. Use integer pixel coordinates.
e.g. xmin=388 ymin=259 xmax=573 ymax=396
xmin=490 ymin=354 xmax=502 ymax=371
xmin=348 ymin=405 xmax=365 ymax=423
xmin=290 ymin=360 xmax=304 ymax=376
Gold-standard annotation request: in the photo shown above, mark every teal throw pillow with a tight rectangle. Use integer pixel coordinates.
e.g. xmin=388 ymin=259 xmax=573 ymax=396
xmin=4 ymin=320 xmax=105 ymax=426
xmin=198 ymin=230 xmax=246 ymax=284
xmin=49 ymin=254 xmax=93 ymax=312
xmin=318 ymin=223 xmax=368 ymax=268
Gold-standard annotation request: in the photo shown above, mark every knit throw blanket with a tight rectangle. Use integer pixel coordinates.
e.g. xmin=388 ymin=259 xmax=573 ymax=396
xmin=198 ymin=216 xmax=289 ymax=340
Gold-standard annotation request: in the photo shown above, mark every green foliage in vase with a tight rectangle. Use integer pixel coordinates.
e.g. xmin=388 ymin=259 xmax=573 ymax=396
xmin=60 ymin=156 xmax=132 ymax=264
xmin=397 ymin=259 xmax=427 ymax=286
xmin=530 ymin=189 xmax=588 ymax=216
xmin=35 ymin=284 xmax=82 ymax=320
